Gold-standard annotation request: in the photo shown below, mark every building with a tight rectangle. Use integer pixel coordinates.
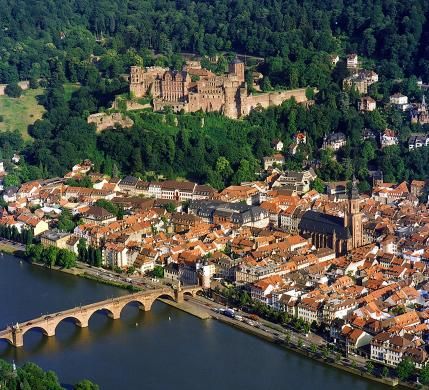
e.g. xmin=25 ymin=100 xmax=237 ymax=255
xmin=298 ymin=178 xmax=363 ymax=254
xmin=271 ymin=169 xmax=317 ymax=195
xmin=147 ymin=180 xmax=215 ymax=202
xmin=358 ymin=96 xmax=376 ymax=112
xmin=40 ymin=230 xmax=72 ymax=249
xmin=371 ymin=332 xmax=416 ymax=367
xmin=322 ymin=133 xmax=347 ymax=151
xmin=410 ymin=96 xmax=429 ymax=125
xmin=343 ymin=70 xmax=378 ymax=94
xmin=408 ymin=135 xmax=429 ymax=150
xmin=129 ymin=59 xmax=309 ymax=119
xmin=380 ymin=128 xmax=398 ymax=148
xmin=297 ymin=298 xmax=323 ymax=324
xmin=271 ymin=139 xmax=284 ymax=151
xmin=346 ymin=54 xmax=359 ymax=70
xmin=390 ymin=93 xmax=409 ymax=111
xmin=188 ymin=200 xmax=270 ymax=228
xmin=16 ymin=213 xmax=49 ymax=236
xmin=80 ymin=206 xmax=117 ymax=226
xmin=263 ymin=154 xmax=285 ymax=170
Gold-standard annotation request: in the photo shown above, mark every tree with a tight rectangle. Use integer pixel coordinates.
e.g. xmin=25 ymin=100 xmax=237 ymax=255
xmin=152 ymin=265 xmax=164 ymax=278
xmin=44 ymin=246 xmax=59 ymax=268
xmin=77 ymin=238 xmax=88 ymax=262
xmin=25 ymin=243 xmax=43 ymax=262
xmin=3 ymin=173 xmax=21 ymax=188
xmin=396 ymin=358 xmax=415 ymax=381
xmin=95 ymin=199 xmax=119 ymax=216
xmin=311 ymin=178 xmax=325 ymax=193
xmin=5 ymin=83 xmax=23 ymax=98
xmin=382 ymin=366 xmax=389 ymax=378
xmin=420 ymin=364 xmax=429 ymax=385
xmin=57 ymin=249 xmax=77 ymax=268
xmin=366 ymin=361 xmax=374 ymax=374
xmin=58 ymin=208 xmax=75 ymax=232
xmin=94 ymin=249 xmax=102 ymax=267
xmin=74 ymin=379 xmax=100 ymax=390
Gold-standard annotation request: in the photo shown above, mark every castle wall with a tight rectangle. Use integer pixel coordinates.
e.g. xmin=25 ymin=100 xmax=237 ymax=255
xmin=129 ymin=64 xmax=310 ymax=120
xmin=241 ymin=88 xmax=308 ymax=116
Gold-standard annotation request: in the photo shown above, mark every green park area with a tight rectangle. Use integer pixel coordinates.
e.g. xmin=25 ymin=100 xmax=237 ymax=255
xmin=0 ymin=88 xmax=45 ymax=140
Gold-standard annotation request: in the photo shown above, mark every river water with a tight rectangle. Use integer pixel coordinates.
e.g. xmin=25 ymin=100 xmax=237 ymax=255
xmin=0 ymin=254 xmax=386 ymax=389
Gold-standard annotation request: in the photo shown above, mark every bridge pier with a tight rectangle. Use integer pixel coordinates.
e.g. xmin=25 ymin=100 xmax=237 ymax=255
xmin=175 ymin=290 xmax=184 ymax=304
xmin=107 ymin=309 xmax=121 ymax=320
xmin=76 ymin=318 xmax=89 ymax=328
xmin=12 ymin=328 xmax=23 ymax=347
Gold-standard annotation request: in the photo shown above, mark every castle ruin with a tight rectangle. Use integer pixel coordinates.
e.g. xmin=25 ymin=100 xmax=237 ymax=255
xmin=129 ymin=59 xmax=309 ymax=119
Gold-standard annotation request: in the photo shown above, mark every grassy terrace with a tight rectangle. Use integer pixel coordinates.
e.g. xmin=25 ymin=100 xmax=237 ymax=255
xmin=0 ymin=88 xmax=45 ymax=140
xmin=63 ymin=82 xmax=80 ymax=102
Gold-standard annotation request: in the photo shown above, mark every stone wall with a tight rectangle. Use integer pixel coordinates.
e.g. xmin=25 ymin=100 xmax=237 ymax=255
xmin=87 ymin=112 xmax=134 ymax=132
xmin=242 ymin=88 xmax=308 ymax=116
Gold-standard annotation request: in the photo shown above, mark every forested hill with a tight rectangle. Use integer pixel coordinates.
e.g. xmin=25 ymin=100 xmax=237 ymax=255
xmin=1 ymin=0 xmax=429 ymax=81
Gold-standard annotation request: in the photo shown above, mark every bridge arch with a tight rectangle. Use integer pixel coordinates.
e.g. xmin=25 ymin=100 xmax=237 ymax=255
xmin=142 ymin=291 xmax=177 ymax=311
xmin=54 ymin=316 xmax=85 ymax=332
xmin=87 ymin=306 xmax=116 ymax=322
xmin=183 ymin=287 xmax=204 ymax=298
xmin=118 ymin=299 xmax=147 ymax=316
xmin=0 ymin=335 xmax=13 ymax=346
xmin=22 ymin=326 xmax=50 ymax=337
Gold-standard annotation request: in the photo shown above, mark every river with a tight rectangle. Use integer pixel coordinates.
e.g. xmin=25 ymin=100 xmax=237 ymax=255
xmin=0 ymin=254 xmax=387 ymax=389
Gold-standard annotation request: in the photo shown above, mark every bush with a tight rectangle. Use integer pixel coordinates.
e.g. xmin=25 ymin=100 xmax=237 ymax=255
xmin=29 ymin=78 xmax=39 ymax=89
xmin=5 ymin=82 xmax=23 ymax=98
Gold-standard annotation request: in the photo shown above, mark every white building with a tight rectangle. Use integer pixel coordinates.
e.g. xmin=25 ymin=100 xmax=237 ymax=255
xmin=390 ymin=93 xmax=410 ymax=111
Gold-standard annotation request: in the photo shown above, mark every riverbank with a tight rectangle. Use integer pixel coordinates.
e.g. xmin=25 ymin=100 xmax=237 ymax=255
xmin=0 ymin=239 xmax=25 ymax=255
xmin=158 ymin=298 xmax=211 ymax=320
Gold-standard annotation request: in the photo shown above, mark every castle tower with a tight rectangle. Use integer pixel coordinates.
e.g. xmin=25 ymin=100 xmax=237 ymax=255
xmin=229 ymin=58 xmax=245 ymax=83
xmin=223 ymin=80 xmax=239 ymax=119
xmin=348 ymin=176 xmax=363 ymax=249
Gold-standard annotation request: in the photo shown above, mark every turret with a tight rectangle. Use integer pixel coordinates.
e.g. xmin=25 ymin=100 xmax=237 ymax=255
xmin=229 ymin=58 xmax=245 ymax=83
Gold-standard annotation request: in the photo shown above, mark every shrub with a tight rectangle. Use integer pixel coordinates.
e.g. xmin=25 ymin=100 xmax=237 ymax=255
xmin=5 ymin=82 xmax=23 ymax=98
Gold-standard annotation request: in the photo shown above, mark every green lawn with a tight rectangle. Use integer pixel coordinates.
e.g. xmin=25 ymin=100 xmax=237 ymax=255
xmin=63 ymin=82 xmax=80 ymax=102
xmin=0 ymin=88 xmax=45 ymax=140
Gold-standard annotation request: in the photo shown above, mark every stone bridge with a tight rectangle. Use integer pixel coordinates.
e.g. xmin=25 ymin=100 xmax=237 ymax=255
xmin=0 ymin=285 xmax=203 ymax=348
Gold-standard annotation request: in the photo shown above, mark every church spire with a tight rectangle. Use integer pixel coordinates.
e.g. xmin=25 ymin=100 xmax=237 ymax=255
xmin=350 ymin=175 xmax=359 ymax=199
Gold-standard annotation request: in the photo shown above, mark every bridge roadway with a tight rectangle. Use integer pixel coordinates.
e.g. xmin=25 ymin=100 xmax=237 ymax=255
xmin=0 ymin=285 xmax=202 ymax=347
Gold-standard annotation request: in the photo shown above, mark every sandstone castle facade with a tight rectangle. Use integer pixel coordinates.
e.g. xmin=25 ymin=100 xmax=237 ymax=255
xmin=129 ymin=59 xmax=309 ymax=119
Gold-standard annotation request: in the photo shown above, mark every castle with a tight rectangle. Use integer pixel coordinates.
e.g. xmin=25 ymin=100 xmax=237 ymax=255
xmin=129 ymin=59 xmax=309 ymax=119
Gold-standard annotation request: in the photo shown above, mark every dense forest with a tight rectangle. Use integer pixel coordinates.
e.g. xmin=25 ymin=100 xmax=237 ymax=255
xmin=0 ymin=0 xmax=429 ymax=190
xmin=1 ymin=0 xmax=429 ymax=83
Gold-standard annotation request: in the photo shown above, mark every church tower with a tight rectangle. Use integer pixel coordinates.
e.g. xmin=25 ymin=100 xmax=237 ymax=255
xmin=348 ymin=176 xmax=363 ymax=249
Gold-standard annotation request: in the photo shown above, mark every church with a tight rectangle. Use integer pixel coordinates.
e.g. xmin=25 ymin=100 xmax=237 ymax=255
xmin=298 ymin=179 xmax=363 ymax=255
